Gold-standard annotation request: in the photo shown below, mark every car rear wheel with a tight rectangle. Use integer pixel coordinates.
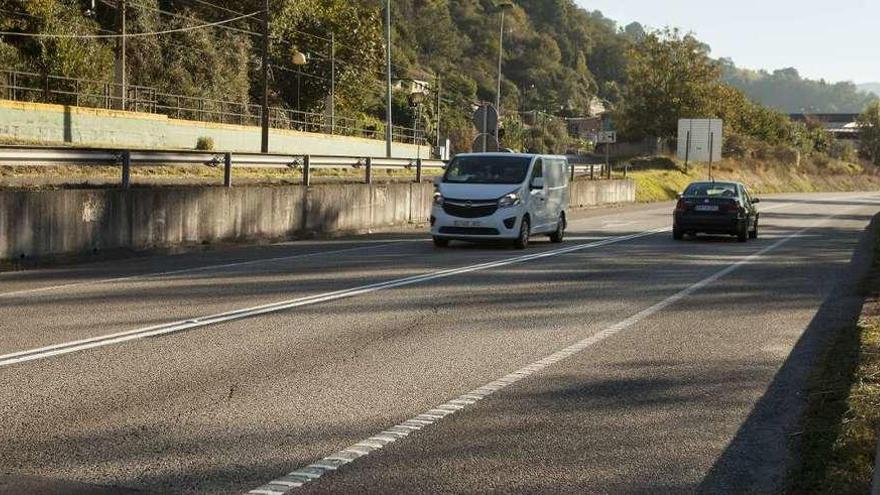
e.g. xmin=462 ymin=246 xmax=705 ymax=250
xmin=673 ymin=226 xmax=684 ymax=240
xmin=433 ymin=237 xmax=450 ymax=248
xmin=549 ymin=214 xmax=565 ymax=243
xmin=737 ymin=223 xmax=748 ymax=243
xmin=749 ymin=219 xmax=758 ymax=239
xmin=514 ymin=217 xmax=530 ymax=249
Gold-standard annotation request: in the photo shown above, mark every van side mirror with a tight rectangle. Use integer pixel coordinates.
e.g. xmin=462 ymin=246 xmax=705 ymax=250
xmin=530 ymin=177 xmax=545 ymax=190
xmin=432 ymin=176 xmax=442 ymax=187
xmin=752 ymin=198 xmax=760 ymax=204
xmin=676 ymin=192 xmax=682 ymax=199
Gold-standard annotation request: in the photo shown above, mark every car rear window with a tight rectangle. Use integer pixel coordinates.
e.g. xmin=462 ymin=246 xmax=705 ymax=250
xmin=684 ymin=183 xmax=738 ymax=198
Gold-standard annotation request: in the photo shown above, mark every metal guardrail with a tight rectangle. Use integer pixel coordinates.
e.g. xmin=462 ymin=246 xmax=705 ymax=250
xmin=0 ymin=145 xmax=613 ymax=187
xmin=0 ymin=145 xmax=445 ymax=188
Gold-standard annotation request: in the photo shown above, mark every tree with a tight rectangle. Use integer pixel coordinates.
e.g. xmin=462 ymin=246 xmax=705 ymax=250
xmin=618 ymin=28 xmax=720 ymax=140
xmin=858 ymin=101 xmax=880 ymax=165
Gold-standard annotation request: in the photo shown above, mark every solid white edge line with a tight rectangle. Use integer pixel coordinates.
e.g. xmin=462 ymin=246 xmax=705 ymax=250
xmin=0 ymin=229 xmax=667 ymax=367
xmin=244 ymin=204 xmax=863 ymax=495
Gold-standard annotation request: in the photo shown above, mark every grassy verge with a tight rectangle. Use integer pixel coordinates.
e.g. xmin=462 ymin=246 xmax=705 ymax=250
xmin=623 ymin=155 xmax=880 ymax=202
xmin=790 ymin=220 xmax=880 ymax=494
xmin=0 ymin=164 xmax=425 ymax=189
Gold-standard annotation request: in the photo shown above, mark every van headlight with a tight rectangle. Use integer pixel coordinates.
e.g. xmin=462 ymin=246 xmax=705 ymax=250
xmin=433 ymin=192 xmax=444 ymax=206
xmin=498 ymin=192 xmax=521 ymax=208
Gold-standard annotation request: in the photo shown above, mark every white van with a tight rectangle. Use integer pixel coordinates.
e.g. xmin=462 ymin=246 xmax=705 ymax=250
xmin=430 ymin=153 xmax=570 ymax=249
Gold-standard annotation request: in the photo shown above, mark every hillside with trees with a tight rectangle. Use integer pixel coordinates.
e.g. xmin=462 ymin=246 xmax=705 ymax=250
xmin=720 ymin=61 xmax=878 ymax=113
xmin=0 ymin=0 xmax=877 ymax=161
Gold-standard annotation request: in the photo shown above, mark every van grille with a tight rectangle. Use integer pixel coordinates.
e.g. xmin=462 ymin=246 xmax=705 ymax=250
xmin=439 ymin=227 xmax=500 ymax=236
xmin=442 ymin=199 xmax=498 ymax=218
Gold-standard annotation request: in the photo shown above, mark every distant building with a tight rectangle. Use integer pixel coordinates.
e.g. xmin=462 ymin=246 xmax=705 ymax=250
xmin=789 ymin=113 xmax=861 ymax=140
xmin=393 ymin=79 xmax=430 ymax=95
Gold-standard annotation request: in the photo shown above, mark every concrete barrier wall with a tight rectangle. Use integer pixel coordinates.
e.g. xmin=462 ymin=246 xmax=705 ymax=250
xmin=0 ymin=100 xmax=429 ymax=158
xmin=0 ymin=179 xmax=634 ymax=262
xmin=569 ymin=179 xmax=635 ymax=207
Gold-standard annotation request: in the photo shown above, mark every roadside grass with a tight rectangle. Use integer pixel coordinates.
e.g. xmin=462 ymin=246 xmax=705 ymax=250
xmin=0 ymin=164 xmax=424 ymax=189
xmin=625 ymin=156 xmax=880 ymax=202
xmin=790 ymin=220 xmax=880 ymax=494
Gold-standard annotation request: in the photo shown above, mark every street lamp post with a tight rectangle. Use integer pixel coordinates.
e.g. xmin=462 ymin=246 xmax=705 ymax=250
xmin=291 ymin=50 xmax=308 ymax=124
xmin=494 ymin=1 xmax=513 ymax=143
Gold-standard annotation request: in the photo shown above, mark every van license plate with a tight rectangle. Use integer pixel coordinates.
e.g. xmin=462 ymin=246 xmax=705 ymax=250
xmin=454 ymin=220 xmax=482 ymax=227
xmin=695 ymin=205 xmax=719 ymax=212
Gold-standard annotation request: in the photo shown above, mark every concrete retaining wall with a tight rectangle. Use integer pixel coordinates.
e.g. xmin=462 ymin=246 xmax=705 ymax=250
xmin=0 ymin=179 xmax=635 ymax=262
xmin=0 ymin=100 xmax=428 ymax=158
xmin=570 ymin=178 xmax=635 ymax=207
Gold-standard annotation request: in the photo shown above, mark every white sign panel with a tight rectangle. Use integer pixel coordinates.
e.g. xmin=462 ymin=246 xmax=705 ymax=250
xmin=677 ymin=119 xmax=722 ymax=163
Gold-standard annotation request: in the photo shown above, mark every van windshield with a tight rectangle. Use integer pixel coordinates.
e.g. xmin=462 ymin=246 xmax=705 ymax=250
xmin=443 ymin=156 xmax=531 ymax=184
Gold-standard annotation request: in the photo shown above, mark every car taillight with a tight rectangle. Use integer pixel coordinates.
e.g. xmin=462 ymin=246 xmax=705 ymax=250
xmin=675 ymin=199 xmax=687 ymax=212
xmin=721 ymin=203 xmax=739 ymax=213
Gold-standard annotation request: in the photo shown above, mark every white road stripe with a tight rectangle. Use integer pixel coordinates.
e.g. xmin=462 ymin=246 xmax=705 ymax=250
xmin=245 ymin=204 xmax=854 ymax=495
xmin=0 ymin=241 xmax=415 ymax=298
xmin=0 ymin=228 xmax=667 ymax=367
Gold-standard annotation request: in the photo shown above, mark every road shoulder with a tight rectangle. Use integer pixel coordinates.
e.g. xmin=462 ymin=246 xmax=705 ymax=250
xmin=789 ymin=213 xmax=880 ymax=494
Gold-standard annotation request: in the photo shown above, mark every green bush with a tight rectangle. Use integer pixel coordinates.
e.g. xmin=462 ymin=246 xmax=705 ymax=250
xmin=829 ymin=140 xmax=857 ymax=162
xmin=195 ymin=136 xmax=215 ymax=151
xmin=771 ymin=145 xmax=800 ymax=165
xmin=723 ymin=133 xmax=751 ymax=159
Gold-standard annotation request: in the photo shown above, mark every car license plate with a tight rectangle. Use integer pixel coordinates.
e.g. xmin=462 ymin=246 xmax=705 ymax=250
xmin=453 ymin=220 xmax=482 ymax=227
xmin=694 ymin=205 xmax=719 ymax=212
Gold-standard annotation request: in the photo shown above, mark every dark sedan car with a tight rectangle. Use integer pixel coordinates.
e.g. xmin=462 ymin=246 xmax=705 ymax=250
xmin=673 ymin=181 xmax=760 ymax=242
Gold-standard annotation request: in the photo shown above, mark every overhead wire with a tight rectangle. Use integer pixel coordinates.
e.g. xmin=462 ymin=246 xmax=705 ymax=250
xmin=0 ymin=10 xmax=263 ymax=39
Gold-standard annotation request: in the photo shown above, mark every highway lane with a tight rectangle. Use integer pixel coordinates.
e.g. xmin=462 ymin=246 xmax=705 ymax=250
xmin=0 ymin=192 xmax=876 ymax=494
xmin=0 ymin=203 xmax=665 ymax=354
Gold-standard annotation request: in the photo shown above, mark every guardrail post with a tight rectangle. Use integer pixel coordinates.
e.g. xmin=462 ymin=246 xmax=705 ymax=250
xmin=223 ymin=152 xmax=232 ymax=188
xmin=623 ymin=162 xmax=629 ymax=178
xmin=590 ymin=164 xmax=594 ymax=180
xmin=121 ymin=150 xmax=131 ymax=189
xmin=302 ymin=155 xmax=311 ymax=187
xmin=415 ymin=158 xmax=422 ymax=183
xmin=570 ymin=163 xmax=575 ymax=182
xmin=365 ymin=157 xmax=372 ymax=184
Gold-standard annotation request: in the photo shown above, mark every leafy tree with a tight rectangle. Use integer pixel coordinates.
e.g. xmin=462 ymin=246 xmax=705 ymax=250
xmin=858 ymin=101 xmax=880 ymax=165
xmin=0 ymin=0 xmax=113 ymax=82
xmin=619 ymin=28 xmax=720 ymax=140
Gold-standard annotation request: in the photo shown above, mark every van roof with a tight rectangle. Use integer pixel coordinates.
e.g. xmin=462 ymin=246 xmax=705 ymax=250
xmin=453 ymin=152 xmax=567 ymax=159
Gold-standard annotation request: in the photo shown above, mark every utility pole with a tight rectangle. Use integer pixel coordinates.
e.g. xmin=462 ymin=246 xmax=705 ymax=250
xmin=495 ymin=7 xmax=505 ymax=143
xmin=330 ymin=33 xmax=336 ymax=135
xmin=385 ymin=0 xmax=393 ymax=158
xmin=260 ymin=0 xmax=270 ymax=153
xmin=494 ymin=1 xmax=513 ymax=143
xmin=435 ymin=74 xmax=442 ymax=158
xmin=114 ymin=0 xmax=126 ymax=110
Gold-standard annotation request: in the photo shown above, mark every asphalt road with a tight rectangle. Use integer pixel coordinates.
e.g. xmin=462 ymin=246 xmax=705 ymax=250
xmin=0 ymin=192 xmax=877 ymax=495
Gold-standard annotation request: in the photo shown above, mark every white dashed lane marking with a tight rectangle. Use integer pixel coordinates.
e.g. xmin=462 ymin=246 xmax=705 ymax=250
xmin=245 ymin=204 xmax=859 ymax=494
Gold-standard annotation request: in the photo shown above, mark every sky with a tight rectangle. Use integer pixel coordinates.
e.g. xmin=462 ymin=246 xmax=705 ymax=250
xmin=575 ymin=0 xmax=879 ymax=84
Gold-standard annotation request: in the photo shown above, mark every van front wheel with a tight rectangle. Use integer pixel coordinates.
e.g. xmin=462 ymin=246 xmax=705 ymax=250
xmin=433 ymin=237 xmax=450 ymax=248
xmin=549 ymin=214 xmax=565 ymax=243
xmin=514 ymin=217 xmax=530 ymax=250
